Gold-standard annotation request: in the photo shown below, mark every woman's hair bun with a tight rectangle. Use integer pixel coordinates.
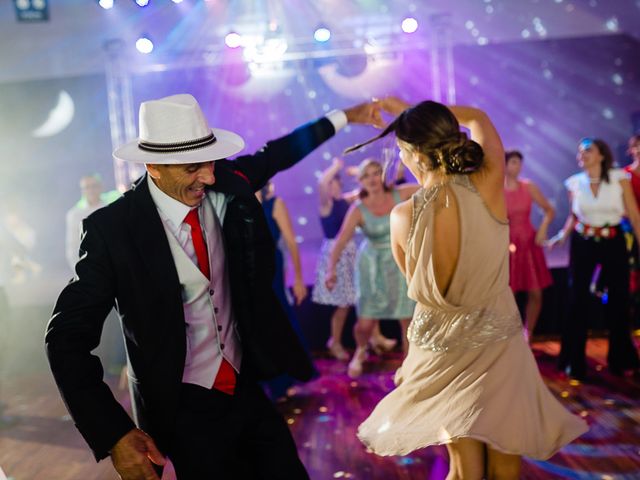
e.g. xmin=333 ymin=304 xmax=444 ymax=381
xmin=435 ymin=132 xmax=484 ymax=174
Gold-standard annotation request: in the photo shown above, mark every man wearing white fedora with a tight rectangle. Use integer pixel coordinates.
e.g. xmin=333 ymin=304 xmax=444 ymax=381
xmin=46 ymin=93 xmax=382 ymax=479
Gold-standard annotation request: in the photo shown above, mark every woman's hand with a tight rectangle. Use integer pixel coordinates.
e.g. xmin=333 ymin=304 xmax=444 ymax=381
xmin=534 ymin=228 xmax=548 ymax=246
xmin=292 ymin=279 xmax=308 ymax=305
xmin=344 ymin=101 xmax=384 ymax=128
xmin=546 ymin=231 xmax=567 ymax=249
xmin=325 ymin=267 xmax=337 ymax=291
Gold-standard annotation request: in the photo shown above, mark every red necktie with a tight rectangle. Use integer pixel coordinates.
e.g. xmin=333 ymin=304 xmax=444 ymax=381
xmin=184 ymin=209 xmax=210 ymax=280
xmin=184 ymin=209 xmax=236 ymax=395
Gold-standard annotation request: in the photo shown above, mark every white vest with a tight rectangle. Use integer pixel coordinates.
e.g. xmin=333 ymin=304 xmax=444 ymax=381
xmin=162 ymin=194 xmax=242 ymax=388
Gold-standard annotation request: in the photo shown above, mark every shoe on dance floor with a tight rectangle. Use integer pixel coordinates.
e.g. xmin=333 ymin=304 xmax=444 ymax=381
xmin=347 ymin=347 xmax=368 ymax=378
xmin=326 ymin=338 xmax=349 ymax=361
xmin=369 ymin=336 xmax=397 ymax=355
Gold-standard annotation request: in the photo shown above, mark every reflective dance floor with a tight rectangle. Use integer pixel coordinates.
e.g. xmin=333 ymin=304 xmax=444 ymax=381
xmin=1 ymin=338 xmax=639 ymax=479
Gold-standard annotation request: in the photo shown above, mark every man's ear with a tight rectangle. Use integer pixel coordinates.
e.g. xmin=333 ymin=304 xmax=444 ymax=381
xmin=146 ymin=164 xmax=161 ymax=180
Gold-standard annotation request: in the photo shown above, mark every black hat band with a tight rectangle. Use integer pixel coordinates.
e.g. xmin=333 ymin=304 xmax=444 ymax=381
xmin=138 ymin=131 xmax=217 ymax=153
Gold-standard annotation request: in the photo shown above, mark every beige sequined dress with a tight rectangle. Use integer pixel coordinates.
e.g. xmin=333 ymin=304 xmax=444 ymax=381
xmin=357 ymin=175 xmax=588 ymax=459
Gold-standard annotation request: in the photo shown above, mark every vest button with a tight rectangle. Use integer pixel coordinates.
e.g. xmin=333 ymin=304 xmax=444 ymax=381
xmin=218 ymin=325 xmax=223 ymax=331
xmin=214 ymin=307 xmax=219 ymax=314
xmin=209 ymin=289 xmax=214 ymax=296
xmin=220 ymin=343 xmax=225 ymax=350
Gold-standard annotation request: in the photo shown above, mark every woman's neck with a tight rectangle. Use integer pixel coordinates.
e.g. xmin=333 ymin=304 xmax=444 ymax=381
xmin=420 ymin=170 xmax=446 ymax=190
xmin=363 ymin=186 xmax=386 ymax=200
xmin=504 ymin=175 xmax=519 ymax=189
xmin=585 ymin=164 xmax=602 ymax=181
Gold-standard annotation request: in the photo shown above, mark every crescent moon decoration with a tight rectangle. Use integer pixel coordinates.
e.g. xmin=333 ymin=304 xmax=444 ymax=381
xmin=318 ymin=56 xmax=404 ymax=100
xmin=31 ymin=90 xmax=75 ymax=138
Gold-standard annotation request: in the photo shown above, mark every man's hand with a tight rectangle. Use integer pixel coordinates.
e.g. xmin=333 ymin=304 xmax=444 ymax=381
xmin=110 ymin=428 xmax=166 ymax=480
xmin=344 ymin=102 xmax=384 ymax=128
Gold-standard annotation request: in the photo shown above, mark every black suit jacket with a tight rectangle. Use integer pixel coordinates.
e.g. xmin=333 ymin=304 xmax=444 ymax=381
xmin=46 ymin=118 xmax=336 ymax=461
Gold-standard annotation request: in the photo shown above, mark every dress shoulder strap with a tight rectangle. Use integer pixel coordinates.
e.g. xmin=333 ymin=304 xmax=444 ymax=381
xmin=355 ymin=198 xmax=370 ymax=217
xmin=407 ymin=185 xmax=441 ymax=247
xmin=451 ymin=174 xmax=509 ymax=226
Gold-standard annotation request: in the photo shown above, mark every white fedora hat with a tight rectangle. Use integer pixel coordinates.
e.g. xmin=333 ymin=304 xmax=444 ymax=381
xmin=113 ymin=94 xmax=245 ymax=164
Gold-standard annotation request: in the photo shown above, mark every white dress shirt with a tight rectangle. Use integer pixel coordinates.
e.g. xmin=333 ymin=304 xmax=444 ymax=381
xmin=144 ymin=111 xmax=348 ymax=386
xmin=565 ymin=169 xmax=629 ymax=226
xmin=148 ymin=176 xmax=241 ymax=387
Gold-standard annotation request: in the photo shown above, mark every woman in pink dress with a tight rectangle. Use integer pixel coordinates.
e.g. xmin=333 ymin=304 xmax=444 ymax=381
xmin=623 ymin=134 xmax=640 ymax=196
xmin=624 ymin=135 xmax=640 ymax=302
xmin=504 ymin=150 xmax=554 ymax=340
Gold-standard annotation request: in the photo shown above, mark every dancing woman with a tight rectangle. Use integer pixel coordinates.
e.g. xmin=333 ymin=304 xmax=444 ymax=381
xmin=326 ymin=159 xmax=418 ymax=378
xmin=352 ymin=97 xmax=587 ymax=479
xmin=311 ymin=158 xmax=358 ymax=361
xmin=257 ymin=182 xmax=315 ymax=399
xmin=624 ymin=134 xmax=640 ymax=324
xmin=504 ymin=150 xmax=554 ymax=340
xmin=550 ymin=138 xmax=640 ymax=379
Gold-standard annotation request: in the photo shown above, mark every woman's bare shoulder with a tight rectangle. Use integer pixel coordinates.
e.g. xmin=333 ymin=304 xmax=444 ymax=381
xmin=391 ymin=198 xmax=414 ymax=228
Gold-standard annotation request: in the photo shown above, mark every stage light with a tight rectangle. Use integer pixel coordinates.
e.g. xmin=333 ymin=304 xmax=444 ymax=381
xmin=98 ymin=0 xmax=114 ymax=9
xmin=171 ymin=0 xmax=183 ymax=3
xmin=244 ymin=37 xmax=288 ymax=63
xmin=135 ymin=36 xmax=154 ymax=54
xmin=225 ymin=32 xmax=242 ymax=48
xmin=314 ymin=27 xmax=331 ymax=43
xmin=401 ymin=17 xmax=418 ymax=33
xmin=135 ymin=0 xmax=149 ymax=7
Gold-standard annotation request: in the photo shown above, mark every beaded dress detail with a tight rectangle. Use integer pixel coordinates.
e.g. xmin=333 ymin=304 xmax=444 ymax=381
xmin=357 ymin=175 xmax=587 ymax=459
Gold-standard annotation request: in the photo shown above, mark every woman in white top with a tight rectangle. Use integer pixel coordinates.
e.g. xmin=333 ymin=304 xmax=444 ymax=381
xmin=550 ymin=137 xmax=640 ymax=379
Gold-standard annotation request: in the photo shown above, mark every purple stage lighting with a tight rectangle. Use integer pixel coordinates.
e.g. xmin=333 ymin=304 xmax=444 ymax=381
xmin=314 ymin=27 xmax=331 ymax=43
xmin=225 ymin=32 xmax=242 ymax=48
xmin=135 ymin=36 xmax=154 ymax=53
xmin=135 ymin=0 xmax=149 ymax=7
xmin=98 ymin=0 xmax=114 ymax=9
xmin=401 ymin=17 xmax=418 ymax=33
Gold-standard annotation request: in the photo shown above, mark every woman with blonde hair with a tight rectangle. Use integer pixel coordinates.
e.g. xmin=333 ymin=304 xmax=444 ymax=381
xmin=326 ymin=158 xmax=418 ymax=377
